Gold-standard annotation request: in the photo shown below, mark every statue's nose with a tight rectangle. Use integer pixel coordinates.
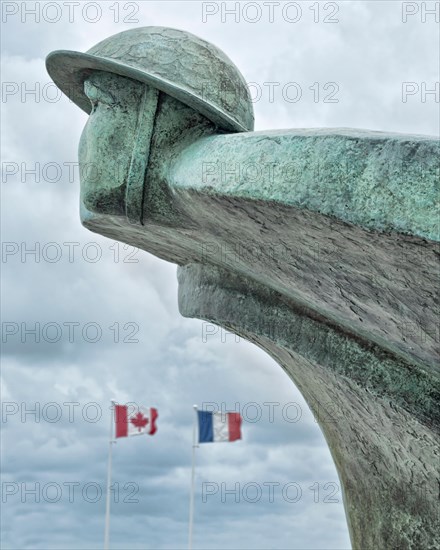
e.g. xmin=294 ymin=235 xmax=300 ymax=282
xmin=78 ymin=72 xmax=160 ymax=222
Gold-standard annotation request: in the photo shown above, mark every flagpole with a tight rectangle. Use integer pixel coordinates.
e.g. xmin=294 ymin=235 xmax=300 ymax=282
xmin=104 ymin=399 xmax=116 ymax=550
xmin=188 ymin=404 xmax=198 ymax=550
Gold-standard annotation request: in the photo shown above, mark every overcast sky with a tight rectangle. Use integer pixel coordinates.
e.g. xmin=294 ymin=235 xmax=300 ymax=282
xmin=1 ymin=1 xmax=439 ymax=549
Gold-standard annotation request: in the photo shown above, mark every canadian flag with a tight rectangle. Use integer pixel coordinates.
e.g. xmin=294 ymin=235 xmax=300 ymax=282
xmin=115 ymin=404 xmax=158 ymax=438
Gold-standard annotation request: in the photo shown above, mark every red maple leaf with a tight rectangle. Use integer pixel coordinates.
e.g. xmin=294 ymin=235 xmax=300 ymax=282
xmin=130 ymin=412 xmax=149 ymax=432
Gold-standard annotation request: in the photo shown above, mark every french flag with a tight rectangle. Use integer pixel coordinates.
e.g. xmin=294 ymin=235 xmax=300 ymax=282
xmin=197 ymin=410 xmax=242 ymax=443
xmin=115 ymin=404 xmax=158 ymax=438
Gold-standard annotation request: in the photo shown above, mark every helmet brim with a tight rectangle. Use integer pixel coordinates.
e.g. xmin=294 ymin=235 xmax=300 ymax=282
xmin=46 ymin=50 xmax=248 ymax=132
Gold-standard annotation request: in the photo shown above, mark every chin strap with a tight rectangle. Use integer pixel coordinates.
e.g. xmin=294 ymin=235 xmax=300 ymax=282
xmin=125 ymin=85 xmax=159 ymax=225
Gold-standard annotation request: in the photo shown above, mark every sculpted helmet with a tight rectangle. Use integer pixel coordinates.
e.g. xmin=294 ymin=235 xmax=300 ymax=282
xmin=46 ymin=26 xmax=254 ymax=133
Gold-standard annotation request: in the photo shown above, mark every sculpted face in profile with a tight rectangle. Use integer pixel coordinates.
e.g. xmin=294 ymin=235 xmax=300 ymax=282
xmin=78 ymin=69 xmax=221 ymax=224
xmin=46 ymin=25 xmax=440 ymax=550
xmin=79 ymin=72 xmax=147 ymax=215
xmin=45 ymin=26 xmax=253 ymax=225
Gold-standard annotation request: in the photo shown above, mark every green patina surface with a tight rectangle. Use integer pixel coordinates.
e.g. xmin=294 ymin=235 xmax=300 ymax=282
xmin=47 ymin=26 xmax=440 ymax=550
xmin=170 ymin=128 xmax=439 ymax=241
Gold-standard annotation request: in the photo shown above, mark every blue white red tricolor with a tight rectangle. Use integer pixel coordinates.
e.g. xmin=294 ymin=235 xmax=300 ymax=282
xmin=115 ymin=404 xmax=158 ymax=438
xmin=197 ymin=410 xmax=242 ymax=443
